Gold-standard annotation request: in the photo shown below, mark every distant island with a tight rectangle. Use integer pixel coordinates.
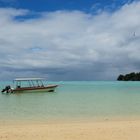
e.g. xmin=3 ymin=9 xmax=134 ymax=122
xmin=117 ymin=72 xmax=140 ymax=81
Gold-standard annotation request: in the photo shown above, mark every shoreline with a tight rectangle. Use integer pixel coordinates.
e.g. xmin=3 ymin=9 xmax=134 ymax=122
xmin=1 ymin=118 xmax=140 ymax=140
xmin=1 ymin=115 xmax=140 ymax=124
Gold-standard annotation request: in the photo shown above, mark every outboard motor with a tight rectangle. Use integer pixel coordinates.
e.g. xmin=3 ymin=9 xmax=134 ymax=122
xmin=1 ymin=85 xmax=12 ymax=93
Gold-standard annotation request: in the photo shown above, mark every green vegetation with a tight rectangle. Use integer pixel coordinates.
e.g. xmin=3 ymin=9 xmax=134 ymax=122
xmin=117 ymin=72 xmax=140 ymax=81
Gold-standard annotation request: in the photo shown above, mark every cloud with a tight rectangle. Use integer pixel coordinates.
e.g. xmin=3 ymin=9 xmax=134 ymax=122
xmin=0 ymin=1 xmax=140 ymax=80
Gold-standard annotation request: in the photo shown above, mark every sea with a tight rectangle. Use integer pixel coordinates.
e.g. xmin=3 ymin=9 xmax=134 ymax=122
xmin=0 ymin=81 xmax=140 ymax=122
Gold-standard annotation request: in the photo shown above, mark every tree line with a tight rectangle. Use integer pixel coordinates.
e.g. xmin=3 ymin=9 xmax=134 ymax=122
xmin=117 ymin=72 xmax=140 ymax=81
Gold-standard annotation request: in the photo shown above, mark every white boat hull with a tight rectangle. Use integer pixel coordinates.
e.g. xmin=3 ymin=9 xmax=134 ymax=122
xmin=1 ymin=78 xmax=58 ymax=94
xmin=13 ymin=85 xmax=58 ymax=93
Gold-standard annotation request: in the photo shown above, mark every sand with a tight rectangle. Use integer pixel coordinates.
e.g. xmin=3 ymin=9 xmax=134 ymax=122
xmin=0 ymin=120 xmax=140 ymax=140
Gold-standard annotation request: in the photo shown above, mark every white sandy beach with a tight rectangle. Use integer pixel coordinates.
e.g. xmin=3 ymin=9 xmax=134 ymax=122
xmin=0 ymin=119 xmax=140 ymax=140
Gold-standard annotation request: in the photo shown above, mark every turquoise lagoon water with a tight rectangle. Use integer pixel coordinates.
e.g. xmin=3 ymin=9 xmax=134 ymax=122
xmin=0 ymin=81 xmax=140 ymax=121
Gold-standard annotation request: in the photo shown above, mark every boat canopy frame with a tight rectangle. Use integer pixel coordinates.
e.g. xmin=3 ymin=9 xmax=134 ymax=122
xmin=13 ymin=78 xmax=45 ymax=88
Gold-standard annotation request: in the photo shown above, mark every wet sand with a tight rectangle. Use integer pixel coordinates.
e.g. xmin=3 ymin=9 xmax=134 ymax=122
xmin=0 ymin=119 xmax=140 ymax=140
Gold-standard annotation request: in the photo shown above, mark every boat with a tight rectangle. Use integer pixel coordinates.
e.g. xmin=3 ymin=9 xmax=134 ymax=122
xmin=1 ymin=78 xmax=58 ymax=93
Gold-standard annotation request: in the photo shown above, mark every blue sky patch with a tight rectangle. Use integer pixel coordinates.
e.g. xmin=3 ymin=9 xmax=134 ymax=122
xmin=0 ymin=0 xmax=137 ymax=13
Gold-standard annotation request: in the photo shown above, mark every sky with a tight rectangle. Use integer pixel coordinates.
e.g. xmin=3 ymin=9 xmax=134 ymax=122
xmin=0 ymin=0 xmax=140 ymax=81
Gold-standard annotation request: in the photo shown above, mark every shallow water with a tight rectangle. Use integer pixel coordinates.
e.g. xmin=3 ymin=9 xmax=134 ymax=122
xmin=0 ymin=81 xmax=140 ymax=121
